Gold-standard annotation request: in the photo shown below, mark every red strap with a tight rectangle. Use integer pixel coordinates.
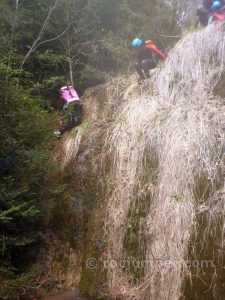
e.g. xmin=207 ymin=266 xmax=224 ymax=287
xmin=145 ymin=42 xmax=167 ymax=61
xmin=215 ymin=12 xmax=225 ymax=21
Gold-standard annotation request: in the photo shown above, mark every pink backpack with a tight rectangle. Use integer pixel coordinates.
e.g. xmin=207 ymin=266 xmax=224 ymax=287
xmin=60 ymin=86 xmax=79 ymax=103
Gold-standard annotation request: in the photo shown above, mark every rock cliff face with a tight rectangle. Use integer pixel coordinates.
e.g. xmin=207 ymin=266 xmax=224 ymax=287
xmin=45 ymin=24 xmax=225 ymax=300
xmin=41 ymin=78 xmax=133 ymax=299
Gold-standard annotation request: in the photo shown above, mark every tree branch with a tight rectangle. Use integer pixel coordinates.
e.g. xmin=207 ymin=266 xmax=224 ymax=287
xmin=20 ymin=0 xmax=64 ymax=69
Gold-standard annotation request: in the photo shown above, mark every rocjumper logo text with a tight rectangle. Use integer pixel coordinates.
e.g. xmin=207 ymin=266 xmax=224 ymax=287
xmin=86 ymin=258 xmax=215 ymax=270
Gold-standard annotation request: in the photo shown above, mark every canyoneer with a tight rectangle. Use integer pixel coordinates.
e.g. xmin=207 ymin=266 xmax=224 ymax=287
xmin=197 ymin=0 xmax=225 ymax=25
xmin=131 ymin=38 xmax=167 ymax=84
xmin=54 ymin=83 xmax=82 ymax=138
xmin=208 ymin=0 xmax=225 ymax=23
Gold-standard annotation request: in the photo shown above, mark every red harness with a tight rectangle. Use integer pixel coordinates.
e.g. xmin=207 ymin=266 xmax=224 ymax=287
xmin=213 ymin=7 xmax=225 ymax=21
xmin=145 ymin=40 xmax=167 ymax=61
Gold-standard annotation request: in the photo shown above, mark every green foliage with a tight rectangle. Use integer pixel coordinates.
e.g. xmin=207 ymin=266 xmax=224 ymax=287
xmin=0 ymin=81 xmax=62 ymax=297
xmin=170 ymin=193 xmax=184 ymax=202
xmin=0 ymin=2 xmax=64 ymax=294
xmin=182 ymin=25 xmax=201 ymax=37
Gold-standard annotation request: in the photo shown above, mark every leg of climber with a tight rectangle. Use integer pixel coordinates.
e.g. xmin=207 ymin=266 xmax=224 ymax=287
xmin=141 ymin=59 xmax=158 ymax=79
xmin=135 ymin=63 xmax=146 ymax=84
xmin=63 ymin=100 xmax=68 ymax=111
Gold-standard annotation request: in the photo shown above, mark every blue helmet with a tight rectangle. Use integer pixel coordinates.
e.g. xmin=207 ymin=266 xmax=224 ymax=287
xmin=132 ymin=38 xmax=142 ymax=48
xmin=211 ymin=1 xmax=222 ymax=10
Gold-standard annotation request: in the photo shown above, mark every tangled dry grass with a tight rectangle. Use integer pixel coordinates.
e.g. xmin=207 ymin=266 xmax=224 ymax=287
xmin=156 ymin=23 xmax=225 ymax=103
xmin=103 ymin=23 xmax=225 ymax=299
xmin=59 ymin=128 xmax=83 ymax=168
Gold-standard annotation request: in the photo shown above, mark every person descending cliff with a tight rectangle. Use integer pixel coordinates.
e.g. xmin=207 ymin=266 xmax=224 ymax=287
xmin=208 ymin=1 xmax=225 ymax=23
xmin=197 ymin=0 xmax=224 ymax=25
xmin=54 ymin=83 xmax=82 ymax=138
xmin=131 ymin=38 xmax=167 ymax=85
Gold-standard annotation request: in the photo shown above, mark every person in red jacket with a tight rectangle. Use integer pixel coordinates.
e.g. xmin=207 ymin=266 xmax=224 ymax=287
xmin=131 ymin=38 xmax=167 ymax=84
xmin=197 ymin=0 xmax=225 ymax=25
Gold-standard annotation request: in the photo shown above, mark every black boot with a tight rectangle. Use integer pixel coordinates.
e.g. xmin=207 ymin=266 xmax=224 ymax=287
xmin=135 ymin=63 xmax=145 ymax=78
xmin=138 ymin=77 xmax=145 ymax=85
